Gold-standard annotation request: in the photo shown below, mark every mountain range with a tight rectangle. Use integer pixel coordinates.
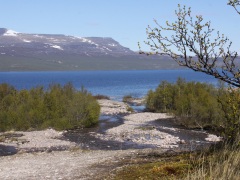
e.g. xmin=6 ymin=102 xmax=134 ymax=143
xmin=0 ymin=28 xmax=179 ymax=71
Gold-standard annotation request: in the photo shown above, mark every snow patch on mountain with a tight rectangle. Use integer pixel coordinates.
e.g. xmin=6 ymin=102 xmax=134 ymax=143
xmin=3 ymin=30 xmax=18 ymax=36
xmin=51 ymin=45 xmax=63 ymax=50
xmin=103 ymin=46 xmax=112 ymax=51
xmin=108 ymin=43 xmax=117 ymax=47
xmin=22 ymin=39 xmax=31 ymax=43
xmin=0 ymin=28 xmax=139 ymax=58
xmin=33 ymin=35 xmax=44 ymax=38
xmin=77 ymin=37 xmax=99 ymax=46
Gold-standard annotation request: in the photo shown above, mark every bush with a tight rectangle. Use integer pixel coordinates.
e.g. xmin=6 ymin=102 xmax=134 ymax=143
xmin=122 ymin=95 xmax=133 ymax=103
xmin=93 ymin=94 xmax=110 ymax=100
xmin=217 ymin=86 xmax=240 ymax=143
xmin=146 ymin=81 xmax=176 ymax=113
xmin=0 ymin=83 xmax=100 ymax=131
xmin=146 ymin=78 xmax=240 ymax=142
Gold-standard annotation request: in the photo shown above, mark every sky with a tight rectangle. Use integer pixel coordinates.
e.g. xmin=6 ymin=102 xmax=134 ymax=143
xmin=0 ymin=0 xmax=239 ymax=52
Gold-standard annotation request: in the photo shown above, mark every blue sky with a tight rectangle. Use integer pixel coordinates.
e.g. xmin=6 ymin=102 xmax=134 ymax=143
xmin=0 ymin=0 xmax=239 ymax=52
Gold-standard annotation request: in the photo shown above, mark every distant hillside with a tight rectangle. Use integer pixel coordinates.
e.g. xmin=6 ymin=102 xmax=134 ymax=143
xmin=0 ymin=28 xmax=180 ymax=71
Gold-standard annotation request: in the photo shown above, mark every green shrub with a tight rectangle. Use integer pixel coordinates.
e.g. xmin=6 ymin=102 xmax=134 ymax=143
xmin=122 ymin=95 xmax=133 ymax=103
xmin=0 ymin=83 xmax=100 ymax=132
xmin=146 ymin=81 xmax=176 ymax=112
xmin=217 ymin=86 xmax=240 ymax=143
xmin=146 ymin=78 xmax=240 ymax=142
xmin=93 ymin=94 xmax=110 ymax=100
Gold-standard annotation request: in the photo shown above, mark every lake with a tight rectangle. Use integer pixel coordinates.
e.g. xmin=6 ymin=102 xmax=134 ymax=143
xmin=0 ymin=70 xmax=218 ymax=100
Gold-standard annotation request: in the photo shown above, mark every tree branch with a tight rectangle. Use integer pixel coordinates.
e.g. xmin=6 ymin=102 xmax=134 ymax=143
xmin=140 ymin=4 xmax=240 ymax=87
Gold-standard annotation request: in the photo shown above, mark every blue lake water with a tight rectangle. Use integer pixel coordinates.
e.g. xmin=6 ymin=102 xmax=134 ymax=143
xmin=0 ymin=70 xmax=218 ymax=100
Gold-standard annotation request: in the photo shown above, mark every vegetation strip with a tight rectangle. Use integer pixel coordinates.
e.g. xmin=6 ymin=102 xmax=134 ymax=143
xmin=0 ymin=83 xmax=100 ymax=131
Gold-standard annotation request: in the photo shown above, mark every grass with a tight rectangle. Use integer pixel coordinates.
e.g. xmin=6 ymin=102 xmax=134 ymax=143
xmin=110 ymin=153 xmax=192 ymax=180
xmin=109 ymin=142 xmax=240 ymax=180
xmin=185 ymin=143 xmax=240 ymax=180
xmin=113 ymin=162 xmax=189 ymax=180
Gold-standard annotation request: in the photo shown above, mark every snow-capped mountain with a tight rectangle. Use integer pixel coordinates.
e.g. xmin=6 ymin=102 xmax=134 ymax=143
xmin=0 ymin=28 xmax=178 ymax=71
xmin=0 ymin=28 xmax=135 ymax=57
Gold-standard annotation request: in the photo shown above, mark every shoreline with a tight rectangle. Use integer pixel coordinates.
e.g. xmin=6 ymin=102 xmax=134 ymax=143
xmin=0 ymin=99 xmax=221 ymax=155
xmin=0 ymin=98 xmax=222 ymax=179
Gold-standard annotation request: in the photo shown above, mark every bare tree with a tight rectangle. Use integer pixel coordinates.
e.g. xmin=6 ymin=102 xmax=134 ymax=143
xmin=140 ymin=1 xmax=240 ymax=142
xmin=140 ymin=3 xmax=240 ymax=87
